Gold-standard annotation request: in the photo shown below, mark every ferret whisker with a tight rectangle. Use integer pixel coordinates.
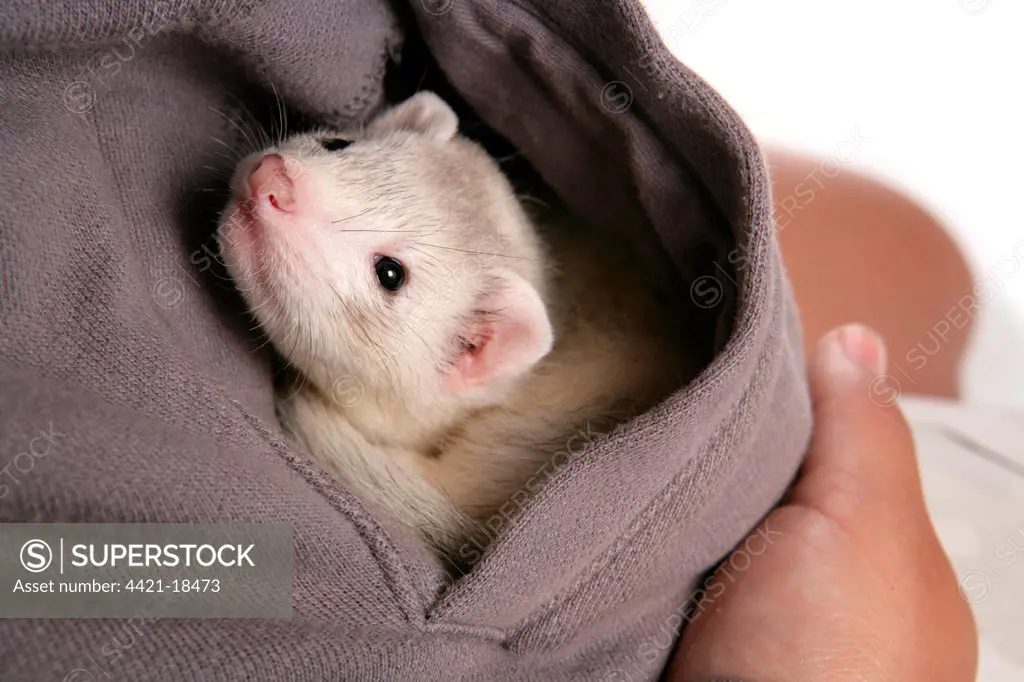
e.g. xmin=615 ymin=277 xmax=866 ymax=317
xmin=413 ymin=242 xmax=539 ymax=262
xmin=208 ymin=106 xmax=262 ymax=158
xmin=266 ymin=78 xmax=287 ymax=145
xmin=331 ymin=208 xmax=375 ymax=224
xmin=227 ymin=106 xmax=268 ymax=157
xmin=355 ymin=316 xmax=392 ymax=380
xmin=245 ymin=298 xmax=279 ymax=328
xmin=362 ymin=321 xmax=391 ymax=377
xmin=371 ymin=342 xmax=390 ymax=378
xmin=224 ymin=91 xmax=272 ymax=150
xmin=203 ymin=268 xmax=239 ymax=285
xmin=265 ymin=84 xmax=281 ymax=144
xmin=282 ymin=316 xmax=311 ymax=395
xmin=201 ymin=165 xmax=235 ymax=183
xmin=282 ymin=313 xmax=304 ymax=375
xmin=421 ymin=204 xmax=451 ymax=238
xmin=414 ymin=66 xmax=430 ymax=94
xmin=250 ymin=327 xmax=275 ymax=353
xmin=365 ymin=326 xmax=393 ymax=378
xmin=396 ymin=214 xmax=445 ymax=240
xmin=334 ymin=229 xmax=427 ymax=234
xmin=516 ymin=194 xmax=550 ymax=208
xmin=408 ymin=246 xmax=464 ymax=288
xmin=441 ymin=201 xmax=454 ymax=231
xmin=209 ymin=136 xmax=247 ymax=166
xmin=244 ymin=291 xmax=277 ymax=316
xmin=212 ymin=150 xmax=238 ymax=164
xmin=496 ymin=152 xmax=523 ymax=164
xmin=414 ymin=249 xmax=482 ymax=299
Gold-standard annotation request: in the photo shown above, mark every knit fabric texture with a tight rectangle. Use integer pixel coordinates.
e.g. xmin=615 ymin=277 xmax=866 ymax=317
xmin=0 ymin=0 xmax=811 ymax=679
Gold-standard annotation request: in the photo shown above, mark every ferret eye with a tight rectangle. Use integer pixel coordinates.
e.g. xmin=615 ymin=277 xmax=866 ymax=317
xmin=320 ymin=137 xmax=351 ymax=152
xmin=374 ymin=256 xmax=406 ymax=292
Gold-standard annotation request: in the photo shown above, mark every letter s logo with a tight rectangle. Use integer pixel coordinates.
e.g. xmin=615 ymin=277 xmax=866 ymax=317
xmin=20 ymin=539 xmax=53 ymax=573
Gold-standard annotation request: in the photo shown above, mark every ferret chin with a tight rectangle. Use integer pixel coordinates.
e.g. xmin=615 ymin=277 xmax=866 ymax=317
xmin=218 ymin=91 xmax=696 ymax=561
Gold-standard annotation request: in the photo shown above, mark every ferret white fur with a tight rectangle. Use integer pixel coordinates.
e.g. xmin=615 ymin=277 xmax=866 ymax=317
xmin=217 ymin=92 xmax=694 ymax=560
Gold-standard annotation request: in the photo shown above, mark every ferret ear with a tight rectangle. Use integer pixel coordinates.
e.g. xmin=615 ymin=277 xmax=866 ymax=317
xmin=445 ymin=272 xmax=553 ymax=398
xmin=368 ymin=91 xmax=459 ymax=141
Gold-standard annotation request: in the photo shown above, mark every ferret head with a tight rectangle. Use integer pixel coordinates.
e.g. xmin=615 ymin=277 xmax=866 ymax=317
xmin=218 ymin=92 xmax=553 ymax=448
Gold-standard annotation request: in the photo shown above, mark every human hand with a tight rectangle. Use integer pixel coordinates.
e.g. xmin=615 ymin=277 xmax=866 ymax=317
xmin=669 ymin=324 xmax=978 ymax=682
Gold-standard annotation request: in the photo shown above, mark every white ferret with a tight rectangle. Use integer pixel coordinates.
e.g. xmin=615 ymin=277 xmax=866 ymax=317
xmin=218 ymin=92 xmax=696 ymax=561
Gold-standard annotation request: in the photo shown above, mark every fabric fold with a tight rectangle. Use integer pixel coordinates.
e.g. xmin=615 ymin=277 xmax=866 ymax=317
xmin=0 ymin=0 xmax=811 ymax=679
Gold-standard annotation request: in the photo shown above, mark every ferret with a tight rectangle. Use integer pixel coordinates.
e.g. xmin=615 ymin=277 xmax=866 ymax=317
xmin=217 ymin=92 xmax=695 ymax=562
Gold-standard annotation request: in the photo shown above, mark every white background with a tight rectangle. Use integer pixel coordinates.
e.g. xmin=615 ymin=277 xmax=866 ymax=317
xmin=637 ymin=2 xmax=1024 ymax=680
xmin=640 ymin=0 xmax=1024 ymax=412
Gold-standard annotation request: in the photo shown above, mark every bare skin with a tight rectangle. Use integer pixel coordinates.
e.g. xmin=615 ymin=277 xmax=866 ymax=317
xmin=768 ymin=149 xmax=974 ymax=398
xmin=669 ymin=323 xmax=978 ymax=681
xmin=665 ymin=152 xmax=979 ymax=680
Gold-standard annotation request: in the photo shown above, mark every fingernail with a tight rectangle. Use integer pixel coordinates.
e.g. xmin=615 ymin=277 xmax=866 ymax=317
xmin=819 ymin=323 xmax=888 ymax=382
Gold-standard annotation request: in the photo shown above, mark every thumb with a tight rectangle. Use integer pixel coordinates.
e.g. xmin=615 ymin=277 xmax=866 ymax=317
xmin=791 ymin=323 xmax=926 ymax=531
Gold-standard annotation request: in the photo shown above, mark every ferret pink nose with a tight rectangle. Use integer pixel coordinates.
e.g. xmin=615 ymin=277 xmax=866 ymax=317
xmin=247 ymin=153 xmax=296 ymax=212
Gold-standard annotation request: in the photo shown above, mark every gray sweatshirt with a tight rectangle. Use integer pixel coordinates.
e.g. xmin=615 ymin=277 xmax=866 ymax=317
xmin=0 ymin=0 xmax=811 ymax=679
